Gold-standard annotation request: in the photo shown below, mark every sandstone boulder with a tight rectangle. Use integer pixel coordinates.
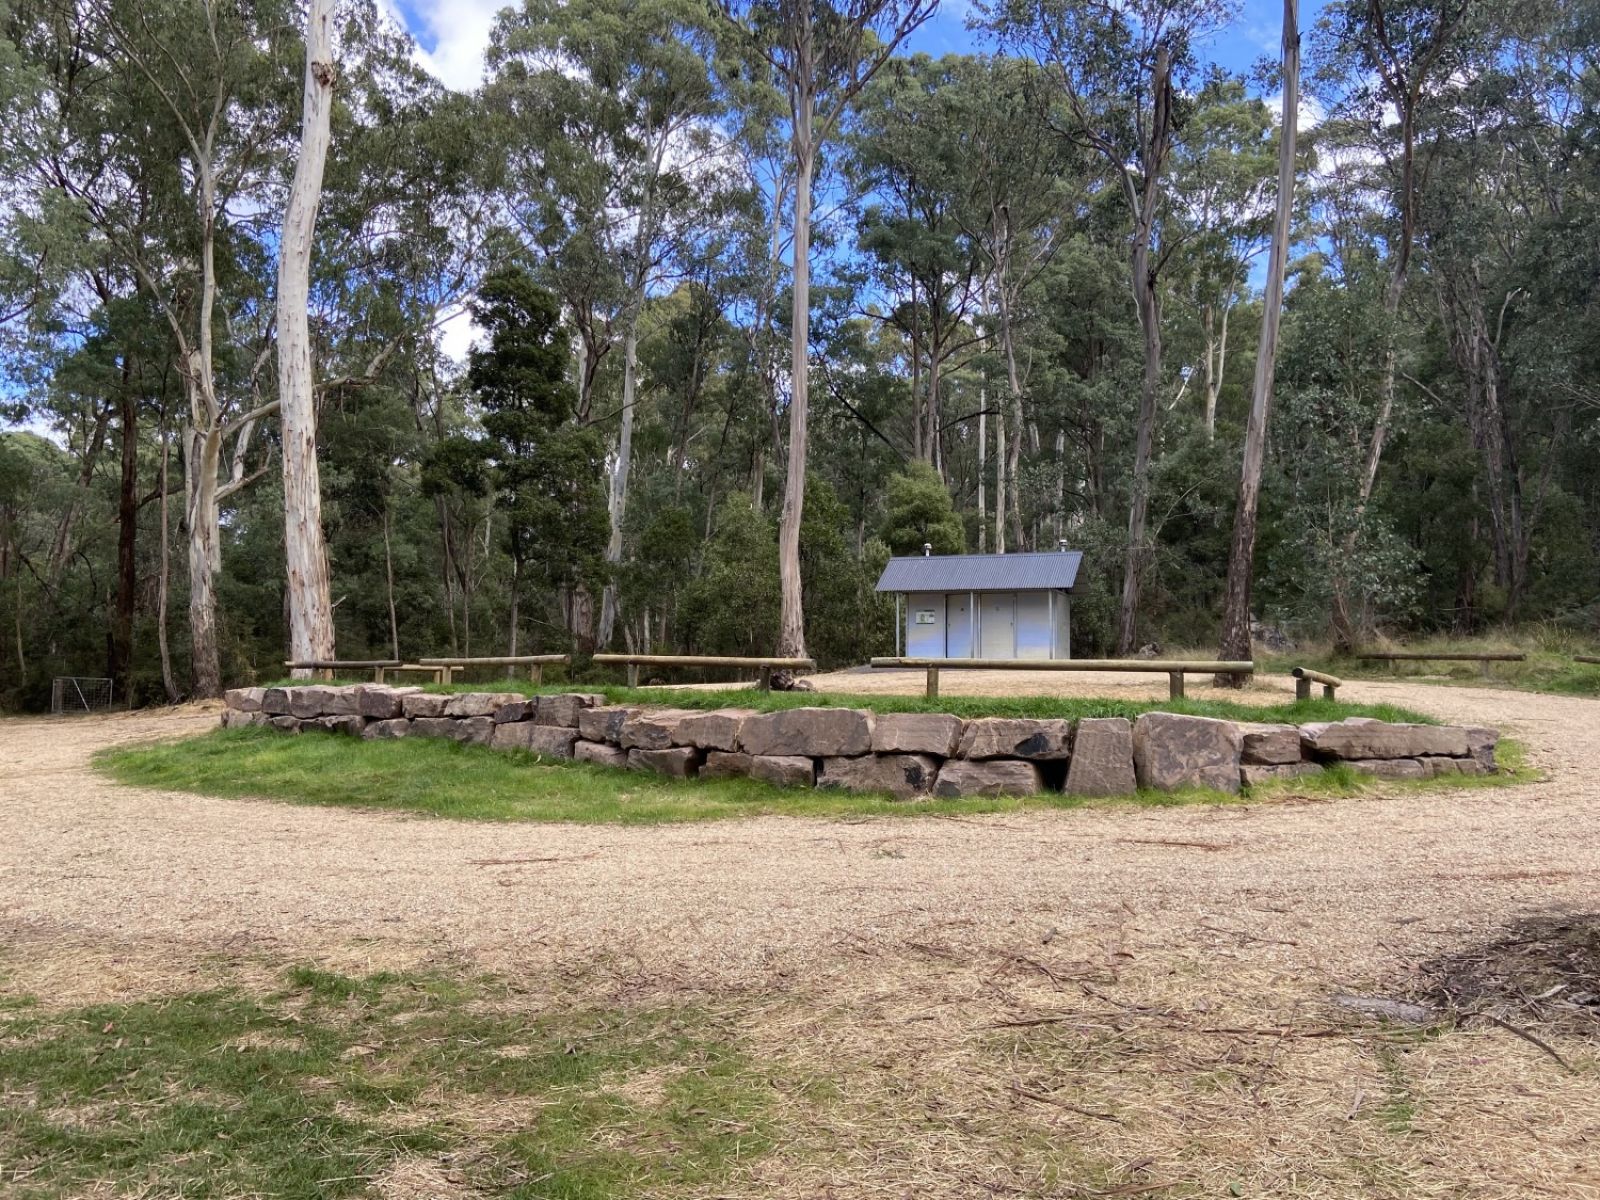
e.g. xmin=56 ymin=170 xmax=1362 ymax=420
xmin=619 ymin=708 xmax=696 ymax=750
xmin=750 ymin=755 xmax=815 ymax=788
xmin=674 ymin=709 xmax=754 ymax=752
xmin=362 ymin=719 xmax=412 ymax=740
xmin=817 ymin=753 xmax=937 ymax=799
xmin=1301 ymin=719 xmax=1469 ymax=761
xmin=1239 ymin=761 xmax=1323 ymax=787
xmin=412 ymin=716 xmax=492 ymax=744
xmin=288 ymin=686 xmax=339 ymax=719
xmin=957 ymin=718 xmax=1073 ymax=761
xmin=1063 ymin=717 xmax=1136 ymax=797
xmin=535 ymin=693 xmax=607 ymax=728
xmin=355 ymin=685 xmax=418 ymax=720
xmin=1132 ymin=713 xmax=1241 ymax=793
xmin=269 ymin=715 xmax=301 ymax=733
xmin=628 ymin=746 xmax=700 ymax=778
xmin=932 ymin=759 xmax=1044 ymax=798
xmin=261 ymin=688 xmax=294 ymax=716
xmin=740 ymin=707 xmax=874 ymax=757
xmin=444 ymin=692 xmax=523 ymax=718
xmin=492 ymin=700 xmax=534 ymax=723
xmin=578 ymin=705 xmax=637 ymax=743
xmin=312 ymin=715 xmax=365 ymax=736
xmin=1345 ymin=757 xmax=1429 ymax=779
xmin=220 ymin=709 xmax=262 ymax=729
xmin=402 ymin=693 xmax=449 ymax=719
xmin=701 ymin=751 xmax=753 ymax=779
xmin=871 ymin=712 xmax=964 ymax=757
xmin=225 ymin=687 xmax=265 ymax=712
xmin=1464 ymin=726 xmax=1499 ymax=772
xmin=575 ymin=740 xmax=629 ymax=769
xmin=491 ymin=723 xmax=578 ymax=758
xmin=1238 ymin=723 xmax=1303 ymax=766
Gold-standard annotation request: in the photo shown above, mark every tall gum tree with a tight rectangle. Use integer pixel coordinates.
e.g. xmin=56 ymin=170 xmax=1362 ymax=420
xmin=715 ymin=0 xmax=938 ymax=660
xmin=278 ymin=0 xmax=337 ymax=676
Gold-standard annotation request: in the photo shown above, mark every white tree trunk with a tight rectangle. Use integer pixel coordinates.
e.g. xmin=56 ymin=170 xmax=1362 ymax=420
xmin=185 ymin=420 xmax=223 ymax=697
xmin=598 ymin=321 xmax=639 ymax=648
xmin=777 ymin=89 xmax=814 ymax=661
xmin=277 ymin=0 xmax=337 ymax=678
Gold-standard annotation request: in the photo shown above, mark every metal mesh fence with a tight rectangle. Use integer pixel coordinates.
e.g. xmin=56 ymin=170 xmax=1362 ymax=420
xmin=51 ymin=677 xmax=115 ymax=714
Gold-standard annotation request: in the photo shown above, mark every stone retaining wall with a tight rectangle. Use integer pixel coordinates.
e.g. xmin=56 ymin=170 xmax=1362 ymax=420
xmin=222 ymin=686 xmax=1500 ymax=799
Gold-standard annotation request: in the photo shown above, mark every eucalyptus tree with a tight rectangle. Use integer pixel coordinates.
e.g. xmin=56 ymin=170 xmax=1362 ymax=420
xmin=981 ymin=0 xmax=1234 ymax=654
xmin=714 ymin=0 xmax=938 ymax=660
xmin=487 ymin=0 xmax=733 ymax=648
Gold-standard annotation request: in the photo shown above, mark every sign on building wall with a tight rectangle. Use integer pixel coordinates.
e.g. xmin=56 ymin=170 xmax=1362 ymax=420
xmin=913 ymin=609 xmax=937 ymax=625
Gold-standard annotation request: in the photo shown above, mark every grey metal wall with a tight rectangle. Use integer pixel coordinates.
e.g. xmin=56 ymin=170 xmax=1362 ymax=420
xmin=904 ymin=592 xmax=946 ymax=657
xmin=900 ymin=589 xmax=1072 ymax=659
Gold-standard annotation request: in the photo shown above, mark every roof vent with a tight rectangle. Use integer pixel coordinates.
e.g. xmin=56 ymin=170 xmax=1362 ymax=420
xmin=1057 ymin=539 xmax=1069 ymax=553
xmin=923 ymin=543 xmax=932 ymax=557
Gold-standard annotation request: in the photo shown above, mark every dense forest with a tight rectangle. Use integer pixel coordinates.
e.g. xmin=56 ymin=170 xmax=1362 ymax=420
xmin=1 ymin=0 xmax=1596 ymax=707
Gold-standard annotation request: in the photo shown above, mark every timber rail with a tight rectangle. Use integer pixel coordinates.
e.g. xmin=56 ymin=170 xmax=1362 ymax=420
xmin=418 ymin=654 xmax=571 ymax=685
xmin=1291 ymin=666 xmax=1342 ymax=700
xmin=592 ymin=653 xmax=815 ymax=690
xmin=1356 ymin=650 xmax=1525 ymax=678
xmin=1575 ymin=655 xmax=1600 ymax=666
xmin=285 ymin=659 xmax=402 ymax=683
xmin=869 ymin=657 xmax=1254 ymax=700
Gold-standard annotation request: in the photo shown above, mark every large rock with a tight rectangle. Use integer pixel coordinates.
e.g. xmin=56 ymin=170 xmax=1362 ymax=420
xmin=319 ymin=687 xmax=362 ymax=717
xmin=619 ymin=708 xmax=696 ymax=750
xmin=872 ymin=712 xmax=964 ymax=757
xmin=288 ymin=686 xmax=339 ymax=719
xmin=1464 ymin=726 xmax=1499 ymax=772
xmin=261 ymin=688 xmax=294 ymax=716
xmin=491 ymin=723 xmax=578 ymax=758
xmin=411 ymin=716 xmax=492 ymax=744
xmin=225 ymin=687 xmax=265 ymax=712
xmin=1239 ymin=761 xmax=1323 ymax=787
xmin=628 ymin=746 xmax=701 ymax=778
xmin=1345 ymin=758 xmax=1429 ymax=779
xmin=701 ymin=751 xmax=753 ymax=779
xmin=957 ymin=718 xmax=1073 ymax=761
xmin=362 ymin=718 xmax=412 ymax=740
xmin=750 ymin=755 xmax=816 ymax=788
xmin=220 ymin=708 xmax=263 ymax=729
xmin=1063 ymin=717 xmax=1136 ymax=797
xmin=1424 ymin=757 xmax=1487 ymax=777
xmin=932 ymin=759 xmax=1044 ymax=798
xmin=444 ymin=692 xmax=523 ymax=718
xmin=578 ymin=705 xmax=637 ymax=743
xmin=534 ymin=693 xmax=606 ymax=728
xmin=1238 ymin=723 xmax=1302 ymax=766
xmin=1301 ymin=719 xmax=1470 ymax=761
xmin=575 ymin=740 xmax=629 ymax=769
xmin=740 ymin=707 xmax=874 ymax=757
xmin=492 ymin=700 xmax=534 ymax=724
xmin=269 ymin=715 xmax=302 ymax=733
xmin=817 ymin=753 xmax=938 ymax=799
xmin=355 ymin=685 xmax=418 ymax=720
xmin=1132 ymin=713 xmax=1241 ymax=793
xmin=311 ymin=714 xmax=365 ymax=736
xmin=673 ymin=709 xmax=754 ymax=752
xmin=402 ymin=693 xmax=450 ymax=719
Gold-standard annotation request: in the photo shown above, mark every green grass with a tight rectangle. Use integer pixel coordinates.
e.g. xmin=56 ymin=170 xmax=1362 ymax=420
xmin=97 ymin=719 xmax=1531 ymax=828
xmin=0 ymin=964 xmax=772 ymax=1199
xmin=263 ymin=677 xmax=1436 ymax=727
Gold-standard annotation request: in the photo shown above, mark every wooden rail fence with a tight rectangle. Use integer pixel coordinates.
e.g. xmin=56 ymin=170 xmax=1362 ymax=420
xmin=285 ymin=659 xmax=401 ymax=683
xmin=417 ymin=655 xmax=571 ymax=685
xmin=1291 ymin=666 xmax=1342 ymax=701
xmin=592 ymin=653 xmax=814 ymax=690
xmin=869 ymin=657 xmax=1255 ymax=701
xmin=1356 ymin=650 xmax=1525 ymax=678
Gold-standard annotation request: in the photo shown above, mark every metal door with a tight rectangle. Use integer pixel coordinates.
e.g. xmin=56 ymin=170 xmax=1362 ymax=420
xmin=979 ymin=593 xmax=1015 ymax=659
xmin=945 ymin=593 xmax=974 ymax=658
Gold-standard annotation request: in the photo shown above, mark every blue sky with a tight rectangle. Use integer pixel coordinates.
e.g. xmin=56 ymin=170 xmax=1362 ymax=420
xmin=384 ymin=0 xmax=1328 ymax=96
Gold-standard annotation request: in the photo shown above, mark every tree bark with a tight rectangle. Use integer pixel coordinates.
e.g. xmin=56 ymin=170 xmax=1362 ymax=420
xmin=598 ymin=322 xmax=638 ymax=648
xmin=776 ymin=74 xmax=814 ymax=661
xmin=1115 ymin=45 xmax=1174 ymax=656
xmin=1217 ymin=0 xmax=1298 ymax=685
xmin=110 ymin=358 xmax=137 ymax=695
xmin=157 ymin=433 xmax=178 ymax=703
xmin=184 ymin=419 xmax=223 ymax=698
xmin=278 ymin=0 xmax=338 ymax=679
xmin=977 ymin=390 xmax=987 ymax=553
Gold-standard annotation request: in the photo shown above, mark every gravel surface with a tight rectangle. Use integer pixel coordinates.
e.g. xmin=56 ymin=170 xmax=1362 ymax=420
xmin=2 ymin=679 xmax=1597 ymax=1197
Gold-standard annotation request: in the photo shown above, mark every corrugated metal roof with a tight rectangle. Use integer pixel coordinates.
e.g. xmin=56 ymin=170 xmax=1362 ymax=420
xmin=875 ymin=551 xmax=1082 ymax=593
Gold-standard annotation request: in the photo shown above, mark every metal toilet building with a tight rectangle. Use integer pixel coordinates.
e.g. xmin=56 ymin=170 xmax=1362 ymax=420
xmin=875 ymin=545 xmax=1082 ymax=660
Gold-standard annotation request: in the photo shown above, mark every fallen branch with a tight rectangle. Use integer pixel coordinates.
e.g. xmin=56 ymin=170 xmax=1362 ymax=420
xmin=1011 ymin=1082 xmax=1123 ymax=1123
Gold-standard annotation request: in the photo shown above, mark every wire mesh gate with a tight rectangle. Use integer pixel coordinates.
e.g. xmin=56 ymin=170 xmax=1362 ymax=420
xmin=51 ymin=676 xmax=114 ymax=714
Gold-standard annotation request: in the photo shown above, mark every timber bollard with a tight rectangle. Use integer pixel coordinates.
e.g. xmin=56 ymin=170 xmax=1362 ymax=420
xmin=1291 ymin=666 xmax=1342 ymax=701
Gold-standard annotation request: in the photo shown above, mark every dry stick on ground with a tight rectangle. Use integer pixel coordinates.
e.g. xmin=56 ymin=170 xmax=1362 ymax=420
xmin=1009 ymin=1083 xmax=1122 ymax=1123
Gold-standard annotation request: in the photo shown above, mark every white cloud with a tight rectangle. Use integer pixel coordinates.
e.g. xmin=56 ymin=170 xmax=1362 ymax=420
xmin=376 ymin=0 xmax=506 ymax=92
xmin=436 ymin=304 xmax=485 ymax=364
xmin=1262 ymin=90 xmax=1327 ymax=134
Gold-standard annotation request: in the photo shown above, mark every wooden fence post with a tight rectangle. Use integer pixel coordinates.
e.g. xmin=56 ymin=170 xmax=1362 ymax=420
xmin=926 ymin=666 xmax=939 ymax=699
xmin=1168 ymin=671 xmax=1185 ymax=700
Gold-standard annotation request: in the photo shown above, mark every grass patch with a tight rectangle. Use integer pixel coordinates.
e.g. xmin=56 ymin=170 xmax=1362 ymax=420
xmin=263 ymin=677 xmax=1436 ymax=727
xmin=0 ymin=964 xmax=771 ymax=1199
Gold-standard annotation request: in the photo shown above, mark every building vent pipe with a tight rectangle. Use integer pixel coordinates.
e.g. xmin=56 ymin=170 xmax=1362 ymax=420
xmin=923 ymin=543 xmax=932 ymax=557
